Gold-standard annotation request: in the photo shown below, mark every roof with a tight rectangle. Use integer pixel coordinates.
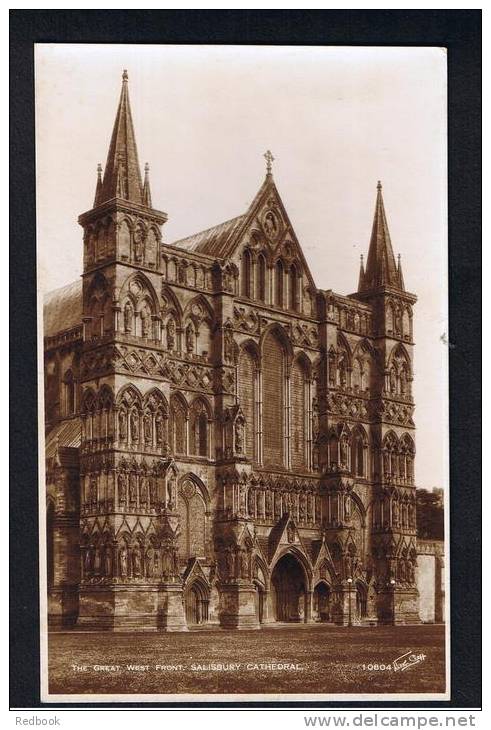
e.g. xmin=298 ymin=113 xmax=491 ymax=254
xmin=359 ymin=182 xmax=404 ymax=293
xmin=171 ymin=214 xmax=246 ymax=257
xmin=43 ymin=279 xmax=82 ymax=337
xmin=45 ymin=417 xmax=82 ymax=459
xmin=97 ymin=70 xmax=144 ymax=206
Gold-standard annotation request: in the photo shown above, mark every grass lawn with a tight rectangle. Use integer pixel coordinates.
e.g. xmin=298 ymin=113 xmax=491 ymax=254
xmin=48 ymin=624 xmax=446 ymax=697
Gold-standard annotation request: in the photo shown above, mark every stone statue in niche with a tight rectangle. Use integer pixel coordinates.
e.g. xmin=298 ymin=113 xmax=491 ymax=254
xmin=118 ymin=410 xmax=127 ymax=440
xmin=400 ymin=368 xmax=408 ymax=395
xmin=408 ymin=562 xmax=415 ymax=584
xmin=166 ymin=318 xmax=176 ymax=351
xmin=123 ymin=301 xmax=133 ymax=333
xmin=132 ymin=546 xmax=142 ymax=576
xmin=224 ymin=546 xmax=234 ymax=579
xmin=130 ymin=410 xmax=139 ymax=442
xmin=161 ymin=549 xmax=171 ymax=580
xmin=238 ymin=484 xmax=246 ymax=514
xmin=185 ymin=322 xmax=194 ymax=354
xmin=338 ymin=356 xmax=347 ymax=387
xmin=287 ymin=522 xmax=295 ymax=544
xmin=344 ymin=494 xmax=352 ymax=519
xmin=149 ymin=477 xmax=157 ymax=505
xmin=153 ymin=550 xmax=160 ymax=577
xmin=145 ymin=549 xmax=153 ymax=577
xmin=141 ymin=306 xmax=151 ymax=338
xmin=89 ymin=477 xmax=97 ymax=503
xmin=144 ymin=414 xmax=152 ymax=443
xmin=224 ymin=327 xmax=235 ymax=363
xmin=393 ymin=499 xmax=399 ymax=526
xmin=84 ymin=546 xmax=93 ymax=575
xmin=239 ymin=548 xmax=249 ymax=579
xmin=129 ymin=473 xmax=137 ymax=503
xmin=118 ymin=471 xmax=127 ymax=501
xmin=155 ymin=413 xmax=164 ymax=445
xmin=265 ymin=490 xmax=272 ymax=517
xmin=340 ymin=436 xmax=349 ymax=468
xmin=297 ymin=494 xmax=304 ymax=522
xmin=133 ymin=229 xmax=143 ymax=261
xmin=234 ymin=418 xmax=244 ymax=453
xmin=389 ymin=367 xmax=397 ymax=394
xmin=94 ymin=546 xmax=101 ymax=574
xmin=264 ymin=211 xmax=277 ymax=236
xmin=119 ymin=546 xmax=128 ymax=578
xmin=140 ymin=477 xmax=148 ymax=505
xmin=167 ymin=478 xmax=177 ymax=510
xmin=395 ymin=309 xmax=402 ymax=335
xmin=104 ymin=547 xmax=112 ymax=577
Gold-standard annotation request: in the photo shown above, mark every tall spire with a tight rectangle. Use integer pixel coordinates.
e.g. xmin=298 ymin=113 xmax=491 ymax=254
xmin=359 ymin=181 xmax=403 ymax=292
xmin=98 ymin=70 xmax=144 ymax=206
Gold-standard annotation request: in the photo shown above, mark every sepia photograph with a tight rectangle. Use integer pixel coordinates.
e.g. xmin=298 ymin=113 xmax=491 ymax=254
xmin=35 ymin=43 xmax=449 ymax=702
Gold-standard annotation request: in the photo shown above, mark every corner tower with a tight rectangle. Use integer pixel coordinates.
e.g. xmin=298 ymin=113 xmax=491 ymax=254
xmin=355 ymin=182 xmax=418 ymax=623
xmin=76 ymin=72 xmax=186 ymax=631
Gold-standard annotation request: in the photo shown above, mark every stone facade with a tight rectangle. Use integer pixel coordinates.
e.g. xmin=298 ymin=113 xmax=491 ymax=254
xmin=44 ymin=72 xmax=423 ymax=631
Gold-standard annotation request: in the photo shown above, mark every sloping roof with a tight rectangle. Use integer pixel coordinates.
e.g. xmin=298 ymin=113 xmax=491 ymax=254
xmin=45 ymin=417 xmax=82 ymax=459
xmin=171 ymin=214 xmax=246 ymax=257
xmin=97 ymin=70 xmax=144 ymax=206
xmin=43 ymin=279 xmax=82 ymax=337
xmin=359 ymin=182 xmax=403 ymax=292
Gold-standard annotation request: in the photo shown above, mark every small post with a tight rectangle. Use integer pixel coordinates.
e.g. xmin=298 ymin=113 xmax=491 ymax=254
xmin=390 ymin=578 xmax=396 ymax=625
xmin=347 ymin=576 xmax=353 ymax=627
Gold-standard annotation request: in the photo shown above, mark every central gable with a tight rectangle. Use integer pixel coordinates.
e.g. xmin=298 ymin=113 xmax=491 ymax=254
xmin=171 ymin=175 xmax=317 ymax=291
xmin=226 ymin=176 xmax=316 ymax=290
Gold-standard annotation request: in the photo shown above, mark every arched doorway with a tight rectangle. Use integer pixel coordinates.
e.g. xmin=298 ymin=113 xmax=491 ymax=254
xmin=313 ymin=582 xmax=331 ymax=622
xmin=185 ymin=581 xmax=209 ymax=626
xmin=271 ymin=553 xmax=307 ymax=622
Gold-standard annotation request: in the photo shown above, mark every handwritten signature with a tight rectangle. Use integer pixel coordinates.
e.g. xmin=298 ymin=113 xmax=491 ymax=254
xmin=393 ymin=650 xmax=427 ymax=672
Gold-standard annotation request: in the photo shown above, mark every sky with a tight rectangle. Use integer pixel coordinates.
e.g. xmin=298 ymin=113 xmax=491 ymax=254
xmin=35 ymin=44 xmax=448 ymax=490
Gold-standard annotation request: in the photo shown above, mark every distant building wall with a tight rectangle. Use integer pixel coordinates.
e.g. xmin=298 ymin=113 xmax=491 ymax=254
xmin=417 ymin=539 xmax=444 ymax=623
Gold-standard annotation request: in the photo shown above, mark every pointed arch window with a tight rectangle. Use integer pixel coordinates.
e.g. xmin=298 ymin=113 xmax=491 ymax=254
xmin=351 ymin=429 xmax=366 ymax=478
xmin=289 ymin=264 xmax=299 ymax=311
xmin=190 ymin=401 xmax=209 ymax=458
xmin=257 ymin=253 xmax=267 ymax=302
xmin=291 ymin=357 xmax=310 ymax=470
xmin=329 ymin=434 xmax=339 ymax=469
xmin=262 ymin=330 xmax=286 ymax=467
xmin=171 ymin=398 xmax=187 ymax=455
xmin=241 ymin=249 xmax=252 ymax=298
xmin=275 ymin=260 xmax=284 ymax=308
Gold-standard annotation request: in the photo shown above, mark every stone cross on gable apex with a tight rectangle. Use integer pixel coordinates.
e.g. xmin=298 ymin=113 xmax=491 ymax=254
xmin=264 ymin=150 xmax=275 ymax=175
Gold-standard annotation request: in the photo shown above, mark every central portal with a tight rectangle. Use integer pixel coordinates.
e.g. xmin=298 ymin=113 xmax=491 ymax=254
xmin=272 ymin=553 xmax=306 ymax=622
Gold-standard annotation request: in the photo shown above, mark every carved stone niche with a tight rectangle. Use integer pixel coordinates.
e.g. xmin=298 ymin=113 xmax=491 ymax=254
xmin=222 ymin=405 xmax=247 ymax=461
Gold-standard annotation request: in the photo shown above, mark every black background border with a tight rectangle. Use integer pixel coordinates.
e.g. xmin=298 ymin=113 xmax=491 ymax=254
xmin=10 ymin=9 xmax=482 ymax=710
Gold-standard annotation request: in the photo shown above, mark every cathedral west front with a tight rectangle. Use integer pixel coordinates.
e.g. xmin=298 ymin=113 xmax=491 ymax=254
xmin=44 ymin=71 xmax=421 ymax=631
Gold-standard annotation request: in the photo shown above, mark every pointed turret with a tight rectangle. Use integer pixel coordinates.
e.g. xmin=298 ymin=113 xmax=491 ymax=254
xmin=397 ymin=253 xmax=405 ymax=290
xmin=359 ymin=181 xmax=403 ymax=292
xmin=142 ymin=162 xmax=152 ymax=207
xmin=358 ymin=254 xmax=365 ymax=292
xmin=93 ymin=163 xmax=103 ymax=207
xmin=99 ymin=70 xmax=144 ymax=205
